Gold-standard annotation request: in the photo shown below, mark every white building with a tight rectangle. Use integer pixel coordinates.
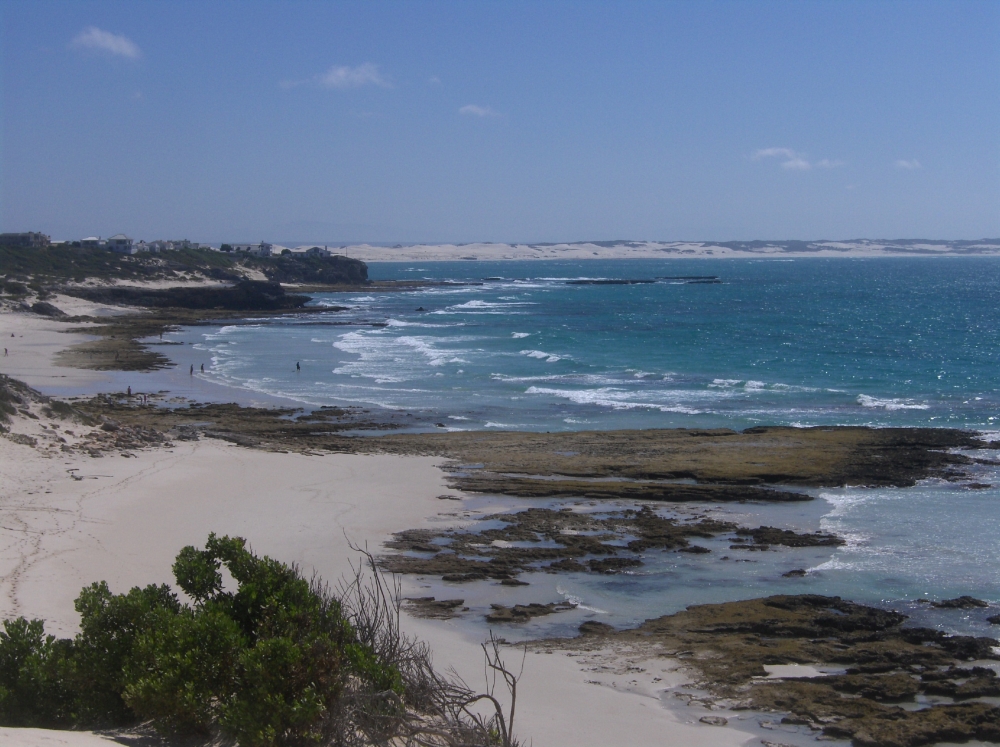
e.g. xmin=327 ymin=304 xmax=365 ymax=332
xmin=80 ymin=236 xmax=104 ymax=249
xmin=106 ymin=234 xmax=136 ymax=254
xmin=232 ymin=242 xmax=274 ymax=257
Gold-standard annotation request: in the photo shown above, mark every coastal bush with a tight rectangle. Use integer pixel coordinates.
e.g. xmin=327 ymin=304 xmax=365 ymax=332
xmin=0 ymin=244 xmax=368 ymax=287
xmin=0 ymin=535 xmax=518 ymax=746
xmin=0 ymin=617 xmax=75 ymax=727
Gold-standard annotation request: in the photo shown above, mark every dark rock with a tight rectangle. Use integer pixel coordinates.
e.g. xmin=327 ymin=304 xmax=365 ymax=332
xmin=545 ymin=559 xmax=587 ymax=573
xmin=403 ymin=597 xmax=466 ymax=619
xmin=30 ymin=301 xmax=66 ymax=317
xmin=734 ymin=526 xmax=843 ymax=547
xmin=931 ymin=596 xmax=990 ymax=609
xmin=588 ymin=557 xmax=643 ymax=574
xmin=678 ymin=545 xmax=711 ymax=554
xmin=578 ymin=620 xmax=615 ymax=636
xmin=486 ymin=600 xmax=576 ymax=623
xmin=938 ymin=636 xmax=999 ymax=661
xmin=62 ymin=280 xmax=309 ymax=311
xmin=988 ymin=614 xmax=1000 ymax=625
xmin=699 ymin=715 xmax=728 ymax=726
xmin=782 ymin=569 xmax=807 ymax=577
xmin=256 ymin=254 xmax=368 ymax=285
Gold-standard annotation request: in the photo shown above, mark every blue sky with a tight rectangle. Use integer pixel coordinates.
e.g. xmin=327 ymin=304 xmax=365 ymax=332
xmin=2 ymin=1 xmax=998 ymax=243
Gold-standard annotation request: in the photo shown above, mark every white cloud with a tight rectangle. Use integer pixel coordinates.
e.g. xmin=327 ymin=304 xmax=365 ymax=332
xmin=753 ymin=147 xmax=798 ymax=161
xmin=70 ymin=26 xmax=141 ymax=59
xmin=283 ymin=63 xmax=390 ymax=90
xmin=895 ymin=159 xmax=921 ymax=170
xmin=459 ymin=104 xmax=499 ymax=117
xmin=318 ymin=63 xmax=389 ymax=89
xmin=782 ymin=157 xmax=812 ymax=171
xmin=752 ymin=147 xmax=843 ymax=171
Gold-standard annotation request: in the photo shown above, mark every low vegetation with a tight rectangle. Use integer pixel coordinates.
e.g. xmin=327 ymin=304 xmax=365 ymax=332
xmin=0 ymin=535 xmax=522 ymax=746
xmin=0 ymin=244 xmax=368 ymax=286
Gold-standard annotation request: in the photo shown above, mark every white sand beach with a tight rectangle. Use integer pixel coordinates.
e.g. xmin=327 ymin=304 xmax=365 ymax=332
xmin=0 ymin=308 xmax=757 ymax=746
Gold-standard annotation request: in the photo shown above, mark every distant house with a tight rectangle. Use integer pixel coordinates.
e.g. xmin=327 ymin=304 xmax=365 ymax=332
xmin=232 ymin=242 xmax=274 ymax=257
xmin=80 ymin=236 xmax=104 ymax=249
xmin=106 ymin=234 xmax=136 ymax=254
xmin=0 ymin=232 xmax=50 ymax=248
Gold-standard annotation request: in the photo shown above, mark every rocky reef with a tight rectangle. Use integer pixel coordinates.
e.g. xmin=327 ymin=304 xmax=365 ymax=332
xmin=376 ymin=425 xmax=990 ymax=493
xmin=381 ymin=505 xmax=842 ymax=583
xmin=550 ymin=594 xmax=1000 ymax=747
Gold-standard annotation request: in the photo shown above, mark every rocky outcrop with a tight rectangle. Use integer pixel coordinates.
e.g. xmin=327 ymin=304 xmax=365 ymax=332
xmin=62 ymin=280 xmax=309 ymax=311
xmin=544 ymin=594 xmax=1000 ymax=747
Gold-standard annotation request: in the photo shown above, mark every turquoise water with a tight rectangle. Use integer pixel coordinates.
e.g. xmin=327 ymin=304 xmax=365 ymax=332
xmin=196 ymin=257 xmax=1000 ymax=431
xmin=170 ymin=258 xmax=1000 ymax=636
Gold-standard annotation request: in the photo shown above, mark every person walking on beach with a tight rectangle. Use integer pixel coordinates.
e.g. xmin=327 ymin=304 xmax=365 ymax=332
xmin=200 ymin=363 xmax=204 ymax=372
xmin=296 ymin=361 xmax=300 ymax=372
xmin=127 ymin=386 xmax=131 ymax=397
xmin=190 ymin=364 xmax=194 ymax=376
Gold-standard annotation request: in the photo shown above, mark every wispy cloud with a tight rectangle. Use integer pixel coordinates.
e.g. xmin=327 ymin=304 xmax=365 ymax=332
xmin=895 ymin=159 xmax=921 ymax=170
xmin=70 ymin=26 xmax=141 ymax=59
xmin=282 ymin=63 xmax=390 ymax=90
xmin=752 ymin=147 xmax=842 ymax=171
xmin=459 ymin=104 xmax=499 ymax=117
xmin=428 ymin=76 xmax=442 ymax=86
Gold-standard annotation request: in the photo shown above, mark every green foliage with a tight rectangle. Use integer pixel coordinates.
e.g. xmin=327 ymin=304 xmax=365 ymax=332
xmin=0 ymin=618 xmax=75 ymax=727
xmin=0 ymin=244 xmax=368 ymax=286
xmin=124 ymin=607 xmax=244 ymax=734
xmin=72 ymin=581 xmax=181 ymax=725
xmin=0 ymin=534 xmax=403 ymax=746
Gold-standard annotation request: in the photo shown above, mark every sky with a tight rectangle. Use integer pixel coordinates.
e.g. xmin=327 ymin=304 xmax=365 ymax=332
xmin=1 ymin=0 xmax=998 ymax=244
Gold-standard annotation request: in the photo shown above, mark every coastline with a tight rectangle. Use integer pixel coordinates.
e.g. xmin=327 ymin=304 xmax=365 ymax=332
xmin=0 ymin=305 xmax=761 ymax=747
xmin=2 ymin=299 xmax=998 ymax=747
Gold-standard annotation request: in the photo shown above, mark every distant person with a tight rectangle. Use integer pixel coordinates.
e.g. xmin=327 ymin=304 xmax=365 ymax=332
xmin=200 ymin=363 xmax=205 ymax=372
xmin=127 ymin=386 xmax=131 ymax=397
xmin=3 ymin=348 xmax=6 ymax=356
xmin=190 ymin=364 xmax=194 ymax=375
xmin=296 ymin=361 xmax=300 ymax=372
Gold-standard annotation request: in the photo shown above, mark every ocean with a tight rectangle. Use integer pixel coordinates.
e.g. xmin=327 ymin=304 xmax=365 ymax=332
xmin=160 ymin=257 xmax=1000 ymax=639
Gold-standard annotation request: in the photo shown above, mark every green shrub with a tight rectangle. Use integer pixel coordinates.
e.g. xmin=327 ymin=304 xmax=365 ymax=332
xmin=72 ymin=581 xmax=181 ymax=725
xmin=0 ymin=617 xmax=75 ymax=727
xmin=0 ymin=535 xmax=406 ymax=745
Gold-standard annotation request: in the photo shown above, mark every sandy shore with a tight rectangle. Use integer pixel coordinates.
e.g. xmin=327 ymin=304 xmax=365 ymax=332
xmin=0 ymin=298 xmax=122 ymax=391
xmin=0 ymin=307 xmax=757 ymax=747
